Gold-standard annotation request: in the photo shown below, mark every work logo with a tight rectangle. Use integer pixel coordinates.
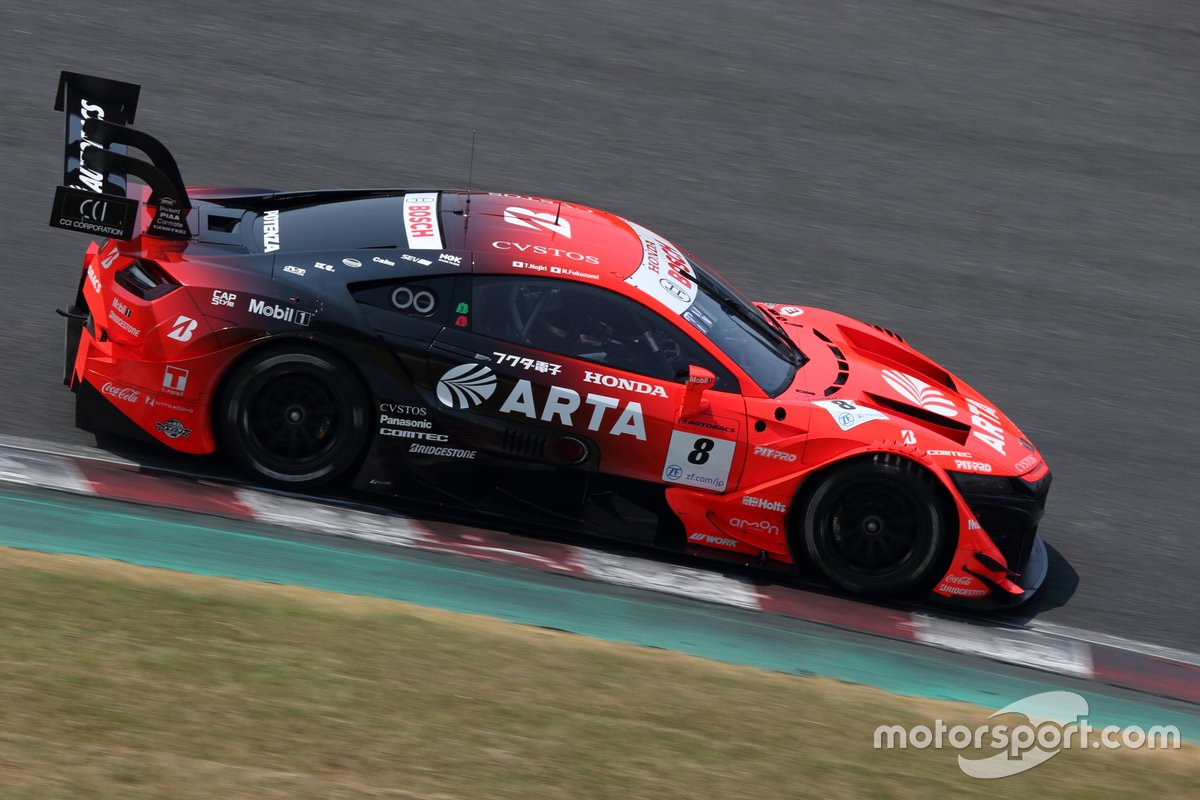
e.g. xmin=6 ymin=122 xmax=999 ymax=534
xmin=437 ymin=363 xmax=498 ymax=410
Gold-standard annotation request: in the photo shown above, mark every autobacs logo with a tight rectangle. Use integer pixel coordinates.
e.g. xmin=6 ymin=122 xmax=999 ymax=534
xmin=248 ymin=298 xmax=313 ymax=327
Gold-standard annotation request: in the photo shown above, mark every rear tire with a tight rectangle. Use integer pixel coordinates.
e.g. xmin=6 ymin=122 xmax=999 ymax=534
xmin=800 ymin=455 xmax=950 ymax=595
xmin=218 ymin=347 xmax=369 ymax=487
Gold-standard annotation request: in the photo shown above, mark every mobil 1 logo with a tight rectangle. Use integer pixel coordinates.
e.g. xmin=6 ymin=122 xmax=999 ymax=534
xmin=661 ymin=430 xmax=736 ymax=492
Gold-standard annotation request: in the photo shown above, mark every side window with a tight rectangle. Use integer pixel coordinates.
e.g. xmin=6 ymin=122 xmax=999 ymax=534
xmin=472 ymin=276 xmax=738 ymax=391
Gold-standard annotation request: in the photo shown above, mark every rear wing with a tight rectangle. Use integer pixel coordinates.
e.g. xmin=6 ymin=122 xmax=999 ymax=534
xmin=49 ymin=71 xmax=192 ymax=241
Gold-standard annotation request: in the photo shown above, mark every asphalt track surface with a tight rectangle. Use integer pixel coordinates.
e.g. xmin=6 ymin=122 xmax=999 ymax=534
xmin=1 ymin=2 xmax=1197 ymax=649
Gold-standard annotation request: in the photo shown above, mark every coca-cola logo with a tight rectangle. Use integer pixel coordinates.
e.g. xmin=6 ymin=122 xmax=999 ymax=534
xmin=101 ymin=381 xmax=140 ymax=403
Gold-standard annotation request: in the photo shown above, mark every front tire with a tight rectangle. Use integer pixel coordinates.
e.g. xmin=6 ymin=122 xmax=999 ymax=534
xmin=218 ymin=347 xmax=369 ymax=487
xmin=800 ymin=455 xmax=950 ymax=595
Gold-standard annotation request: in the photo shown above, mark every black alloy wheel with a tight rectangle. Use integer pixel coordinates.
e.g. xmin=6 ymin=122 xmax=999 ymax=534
xmin=801 ymin=455 xmax=950 ymax=594
xmin=218 ymin=347 xmax=369 ymax=487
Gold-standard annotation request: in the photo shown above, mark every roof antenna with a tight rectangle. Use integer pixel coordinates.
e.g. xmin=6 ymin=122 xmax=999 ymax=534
xmin=464 ymin=129 xmax=476 ymax=223
xmin=554 ymin=201 xmax=562 ymax=228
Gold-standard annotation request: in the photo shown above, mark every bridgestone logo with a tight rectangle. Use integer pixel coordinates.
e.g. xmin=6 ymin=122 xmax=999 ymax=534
xmin=248 ymin=298 xmax=312 ymax=326
xmin=409 ymin=443 xmax=476 ymax=459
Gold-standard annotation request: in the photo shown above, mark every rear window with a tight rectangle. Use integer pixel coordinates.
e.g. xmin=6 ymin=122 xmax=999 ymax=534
xmin=252 ymin=197 xmax=410 ymax=253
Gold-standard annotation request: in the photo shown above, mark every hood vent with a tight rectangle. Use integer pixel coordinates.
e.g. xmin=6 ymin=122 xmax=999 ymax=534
xmin=838 ymin=325 xmax=956 ymax=392
xmin=865 ymin=392 xmax=971 ymax=443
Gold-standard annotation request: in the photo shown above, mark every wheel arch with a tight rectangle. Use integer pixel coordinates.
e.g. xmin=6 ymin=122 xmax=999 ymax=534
xmin=209 ymin=334 xmax=380 ymax=485
xmin=785 ymin=451 xmax=958 ymax=573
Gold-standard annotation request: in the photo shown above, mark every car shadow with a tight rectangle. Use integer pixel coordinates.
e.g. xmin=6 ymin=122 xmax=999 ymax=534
xmin=86 ymin=434 xmax=1080 ymax=627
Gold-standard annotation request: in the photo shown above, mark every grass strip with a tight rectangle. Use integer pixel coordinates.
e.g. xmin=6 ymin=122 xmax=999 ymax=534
xmin=0 ymin=547 xmax=1195 ymax=799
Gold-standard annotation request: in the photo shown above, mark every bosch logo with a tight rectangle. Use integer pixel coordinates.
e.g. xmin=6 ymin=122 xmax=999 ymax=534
xmin=437 ymin=363 xmax=497 ymax=410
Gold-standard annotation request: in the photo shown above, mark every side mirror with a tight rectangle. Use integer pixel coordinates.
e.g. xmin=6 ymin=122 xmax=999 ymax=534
xmin=680 ymin=365 xmax=715 ymax=416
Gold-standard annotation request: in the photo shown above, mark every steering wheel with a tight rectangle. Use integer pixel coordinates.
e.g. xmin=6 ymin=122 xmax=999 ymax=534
xmin=517 ymin=288 xmax=552 ymax=344
xmin=638 ymin=329 xmax=677 ymax=377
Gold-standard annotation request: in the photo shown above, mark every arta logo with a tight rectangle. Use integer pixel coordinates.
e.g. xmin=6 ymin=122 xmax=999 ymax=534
xmin=503 ymin=206 xmax=572 ymax=238
xmin=881 ymin=369 xmax=958 ymax=418
xmin=437 ymin=363 xmax=498 ymax=410
xmin=166 ymin=315 xmax=198 ymax=342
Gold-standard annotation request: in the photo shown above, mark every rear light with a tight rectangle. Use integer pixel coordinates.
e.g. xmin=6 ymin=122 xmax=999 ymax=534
xmin=114 ymin=259 xmax=179 ymax=301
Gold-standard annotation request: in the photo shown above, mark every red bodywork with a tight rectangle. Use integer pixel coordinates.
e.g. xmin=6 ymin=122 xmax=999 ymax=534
xmin=69 ymin=189 xmax=1049 ymax=606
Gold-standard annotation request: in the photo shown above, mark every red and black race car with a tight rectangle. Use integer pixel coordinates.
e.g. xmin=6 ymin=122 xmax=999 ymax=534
xmin=51 ymin=72 xmax=1051 ymax=606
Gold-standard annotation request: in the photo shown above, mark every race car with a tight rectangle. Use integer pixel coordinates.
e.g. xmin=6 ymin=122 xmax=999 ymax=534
xmin=50 ymin=72 xmax=1051 ymax=606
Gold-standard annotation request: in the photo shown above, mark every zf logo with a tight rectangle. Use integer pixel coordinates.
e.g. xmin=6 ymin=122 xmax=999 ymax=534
xmin=166 ymin=315 xmax=198 ymax=342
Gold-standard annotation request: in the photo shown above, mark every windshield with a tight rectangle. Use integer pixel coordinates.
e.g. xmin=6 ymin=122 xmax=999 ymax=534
xmin=680 ymin=256 xmax=804 ymax=396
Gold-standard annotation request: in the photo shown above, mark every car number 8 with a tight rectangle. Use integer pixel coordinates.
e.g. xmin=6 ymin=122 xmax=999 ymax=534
xmin=688 ymin=437 xmax=714 ymax=464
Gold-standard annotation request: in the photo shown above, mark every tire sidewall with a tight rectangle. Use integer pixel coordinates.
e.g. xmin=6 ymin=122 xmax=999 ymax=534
xmin=219 ymin=347 xmax=369 ymax=487
xmin=800 ymin=457 xmax=950 ymax=595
